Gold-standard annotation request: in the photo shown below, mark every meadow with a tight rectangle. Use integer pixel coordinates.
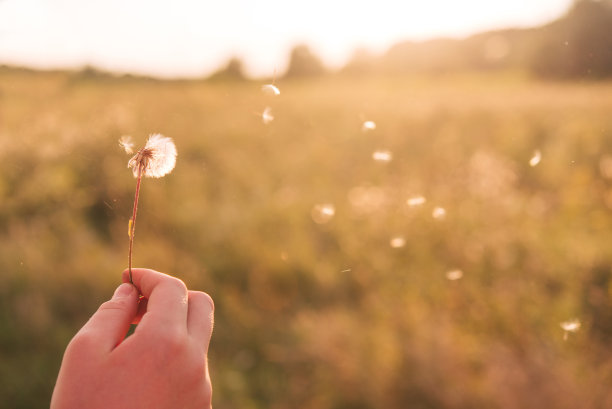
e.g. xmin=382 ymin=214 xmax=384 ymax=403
xmin=1 ymin=68 xmax=612 ymax=408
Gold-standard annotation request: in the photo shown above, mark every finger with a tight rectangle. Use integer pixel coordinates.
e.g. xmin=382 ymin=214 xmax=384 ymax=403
xmin=131 ymin=297 xmax=148 ymax=325
xmin=122 ymin=268 xmax=188 ymax=331
xmin=186 ymin=291 xmax=215 ymax=349
xmin=76 ymin=283 xmax=139 ymax=352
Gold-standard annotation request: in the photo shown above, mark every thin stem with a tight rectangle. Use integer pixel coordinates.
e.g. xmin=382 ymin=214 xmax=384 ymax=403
xmin=128 ymin=163 xmax=144 ymax=284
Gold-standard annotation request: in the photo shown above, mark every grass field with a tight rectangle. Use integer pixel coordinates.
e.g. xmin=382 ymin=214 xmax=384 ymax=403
xmin=2 ymin=68 xmax=612 ymax=408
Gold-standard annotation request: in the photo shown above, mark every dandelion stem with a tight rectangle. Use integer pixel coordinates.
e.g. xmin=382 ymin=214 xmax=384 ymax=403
xmin=128 ymin=163 xmax=144 ymax=284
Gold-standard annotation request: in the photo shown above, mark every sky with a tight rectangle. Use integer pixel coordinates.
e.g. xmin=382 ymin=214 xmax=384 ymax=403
xmin=0 ymin=0 xmax=574 ymax=78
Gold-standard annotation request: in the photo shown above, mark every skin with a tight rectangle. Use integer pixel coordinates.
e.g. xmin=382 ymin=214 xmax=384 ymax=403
xmin=50 ymin=268 xmax=214 ymax=409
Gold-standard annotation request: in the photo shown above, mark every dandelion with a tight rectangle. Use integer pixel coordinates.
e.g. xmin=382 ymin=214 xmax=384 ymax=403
xmin=362 ymin=120 xmax=376 ymax=132
xmin=560 ymin=318 xmax=581 ymax=340
xmin=372 ymin=150 xmax=392 ymax=162
xmin=311 ymin=203 xmax=335 ymax=224
xmin=262 ymin=84 xmax=280 ymax=96
xmin=123 ymin=133 xmax=177 ymax=283
xmin=529 ymin=150 xmax=542 ymax=167
xmin=446 ymin=269 xmax=463 ymax=281
xmin=407 ymin=196 xmax=426 ymax=207
xmin=262 ymin=107 xmax=274 ymax=124
xmin=432 ymin=206 xmax=447 ymax=220
xmin=390 ymin=236 xmax=406 ymax=248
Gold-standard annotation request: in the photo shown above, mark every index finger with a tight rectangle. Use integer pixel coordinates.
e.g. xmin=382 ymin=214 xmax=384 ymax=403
xmin=122 ymin=268 xmax=188 ymax=331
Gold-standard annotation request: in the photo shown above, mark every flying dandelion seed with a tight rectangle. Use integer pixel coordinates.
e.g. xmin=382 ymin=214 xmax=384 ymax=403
xmin=432 ymin=207 xmax=447 ymax=220
xmin=262 ymin=84 xmax=280 ymax=96
xmin=262 ymin=107 xmax=274 ymax=124
xmin=560 ymin=318 xmax=581 ymax=340
xmin=530 ymin=150 xmax=542 ymax=167
xmin=362 ymin=120 xmax=376 ymax=132
xmin=311 ymin=204 xmax=335 ymax=224
xmin=123 ymin=133 xmax=177 ymax=283
xmin=407 ymin=196 xmax=426 ymax=207
xmin=119 ymin=135 xmax=135 ymax=154
xmin=446 ymin=269 xmax=463 ymax=280
xmin=390 ymin=236 xmax=406 ymax=248
xmin=372 ymin=150 xmax=392 ymax=162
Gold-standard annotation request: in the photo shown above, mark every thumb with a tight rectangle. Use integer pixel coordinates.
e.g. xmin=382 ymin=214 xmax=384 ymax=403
xmin=78 ymin=283 xmax=139 ymax=352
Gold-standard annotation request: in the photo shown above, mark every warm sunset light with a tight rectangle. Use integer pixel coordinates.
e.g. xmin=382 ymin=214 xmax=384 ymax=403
xmin=4 ymin=1 xmax=612 ymax=408
xmin=0 ymin=0 xmax=572 ymax=77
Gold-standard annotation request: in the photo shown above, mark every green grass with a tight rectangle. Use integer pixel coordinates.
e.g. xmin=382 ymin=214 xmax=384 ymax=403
xmin=1 ymin=69 xmax=612 ymax=408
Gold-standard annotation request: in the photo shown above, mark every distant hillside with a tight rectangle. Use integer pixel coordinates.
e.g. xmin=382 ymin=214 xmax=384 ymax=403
xmin=341 ymin=0 xmax=612 ymax=79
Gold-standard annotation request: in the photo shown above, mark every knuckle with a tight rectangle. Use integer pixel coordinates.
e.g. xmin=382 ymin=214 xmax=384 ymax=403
xmin=98 ymin=299 xmax=127 ymax=312
xmin=192 ymin=291 xmax=215 ymax=312
xmin=166 ymin=277 xmax=188 ymax=294
xmin=67 ymin=330 xmax=97 ymax=354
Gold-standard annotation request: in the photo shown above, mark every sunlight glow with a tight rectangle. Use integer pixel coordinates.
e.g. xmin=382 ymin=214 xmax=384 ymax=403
xmin=0 ymin=0 xmax=573 ymax=77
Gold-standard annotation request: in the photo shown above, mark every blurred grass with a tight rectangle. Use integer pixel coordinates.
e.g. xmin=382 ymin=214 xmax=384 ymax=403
xmin=2 ymin=68 xmax=612 ymax=408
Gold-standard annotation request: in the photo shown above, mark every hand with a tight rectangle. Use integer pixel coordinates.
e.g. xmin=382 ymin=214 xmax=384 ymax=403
xmin=50 ymin=268 xmax=214 ymax=409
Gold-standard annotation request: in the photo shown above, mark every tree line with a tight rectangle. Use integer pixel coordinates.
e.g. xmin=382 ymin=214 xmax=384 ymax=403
xmin=211 ymin=0 xmax=612 ymax=80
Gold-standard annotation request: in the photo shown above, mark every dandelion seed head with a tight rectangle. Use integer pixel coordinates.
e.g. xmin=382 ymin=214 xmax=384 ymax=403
xmin=373 ymin=150 xmax=392 ymax=162
xmin=362 ymin=120 xmax=376 ymax=132
xmin=407 ymin=196 xmax=426 ymax=207
xmin=262 ymin=84 xmax=280 ymax=96
xmin=432 ymin=206 xmax=447 ymax=220
xmin=446 ymin=269 xmax=463 ymax=281
xmin=560 ymin=319 xmax=581 ymax=333
xmin=262 ymin=107 xmax=274 ymax=124
xmin=390 ymin=236 xmax=406 ymax=248
xmin=128 ymin=133 xmax=177 ymax=178
xmin=312 ymin=204 xmax=335 ymax=224
xmin=119 ymin=135 xmax=135 ymax=154
xmin=530 ymin=150 xmax=542 ymax=167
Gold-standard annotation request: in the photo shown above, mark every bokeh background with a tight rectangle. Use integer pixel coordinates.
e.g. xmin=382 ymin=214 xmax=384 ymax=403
xmin=2 ymin=1 xmax=612 ymax=408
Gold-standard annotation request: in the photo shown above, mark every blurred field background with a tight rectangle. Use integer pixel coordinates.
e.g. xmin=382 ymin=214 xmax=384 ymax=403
xmin=3 ymin=1 xmax=612 ymax=408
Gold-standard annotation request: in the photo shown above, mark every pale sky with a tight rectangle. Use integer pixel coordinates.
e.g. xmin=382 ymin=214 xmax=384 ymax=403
xmin=0 ymin=0 xmax=573 ymax=78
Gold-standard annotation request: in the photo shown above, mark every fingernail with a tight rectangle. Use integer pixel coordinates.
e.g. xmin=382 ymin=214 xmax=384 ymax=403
xmin=113 ymin=283 xmax=134 ymax=299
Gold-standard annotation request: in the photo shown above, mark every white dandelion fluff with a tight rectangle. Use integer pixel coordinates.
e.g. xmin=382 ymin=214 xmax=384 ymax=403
xmin=390 ymin=236 xmax=406 ymax=248
xmin=128 ymin=133 xmax=177 ymax=178
xmin=446 ymin=269 xmax=463 ymax=281
xmin=560 ymin=319 xmax=581 ymax=332
xmin=530 ymin=150 xmax=542 ymax=167
xmin=311 ymin=204 xmax=335 ymax=224
xmin=372 ymin=150 xmax=392 ymax=162
xmin=262 ymin=107 xmax=274 ymax=124
xmin=432 ymin=207 xmax=447 ymax=220
xmin=560 ymin=318 xmax=581 ymax=340
xmin=407 ymin=196 xmax=426 ymax=207
xmin=362 ymin=120 xmax=376 ymax=132
xmin=119 ymin=135 xmax=135 ymax=154
xmin=262 ymin=84 xmax=280 ymax=96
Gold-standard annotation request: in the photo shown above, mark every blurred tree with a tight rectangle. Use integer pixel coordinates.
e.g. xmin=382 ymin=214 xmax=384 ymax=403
xmin=530 ymin=0 xmax=612 ymax=78
xmin=284 ymin=44 xmax=326 ymax=78
xmin=341 ymin=48 xmax=379 ymax=76
xmin=208 ymin=57 xmax=246 ymax=81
